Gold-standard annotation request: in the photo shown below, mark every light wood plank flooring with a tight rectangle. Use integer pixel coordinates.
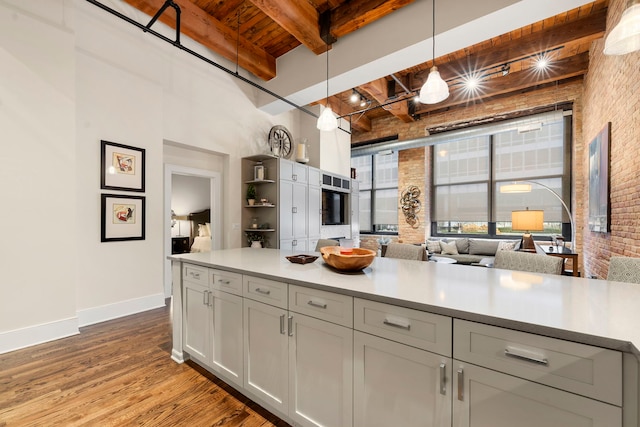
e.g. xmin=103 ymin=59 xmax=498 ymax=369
xmin=0 ymin=300 xmax=290 ymax=427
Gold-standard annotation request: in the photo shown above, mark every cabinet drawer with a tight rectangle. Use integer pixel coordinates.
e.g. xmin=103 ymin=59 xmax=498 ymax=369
xmin=289 ymin=285 xmax=353 ymax=327
xmin=243 ymin=275 xmax=287 ymax=309
xmin=453 ymin=319 xmax=622 ymax=406
xmin=354 ymin=298 xmax=452 ymax=357
xmin=183 ymin=263 xmax=208 ymax=285
xmin=210 ymin=269 xmax=242 ymax=296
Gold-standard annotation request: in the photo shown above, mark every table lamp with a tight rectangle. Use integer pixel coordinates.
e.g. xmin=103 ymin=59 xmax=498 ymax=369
xmin=511 ymin=208 xmax=544 ymax=251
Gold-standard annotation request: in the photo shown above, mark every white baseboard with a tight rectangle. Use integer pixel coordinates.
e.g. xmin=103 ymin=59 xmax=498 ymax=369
xmin=77 ymin=293 xmax=166 ymax=327
xmin=0 ymin=317 xmax=79 ymax=355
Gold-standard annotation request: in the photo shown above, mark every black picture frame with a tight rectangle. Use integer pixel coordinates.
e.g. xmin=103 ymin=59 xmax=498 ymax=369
xmin=588 ymin=122 xmax=611 ymax=233
xmin=101 ymin=194 xmax=146 ymax=242
xmin=100 ymin=140 xmax=145 ymax=192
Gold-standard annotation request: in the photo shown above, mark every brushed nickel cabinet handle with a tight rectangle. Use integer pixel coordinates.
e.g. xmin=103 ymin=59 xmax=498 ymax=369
xmin=255 ymin=287 xmax=271 ymax=295
xmin=288 ymin=315 xmax=294 ymax=337
xmin=504 ymin=346 xmax=549 ymax=366
xmin=280 ymin=314 xmax=285 ymax=335
xmin=439 ymin=363 xmax=446 ymax=395
xmin=457 ymin=368 xmax=464 ymax=401
xmin=218 ymin=279 xmax=231 ymax=285
xmin=383 ymin=318 xmax=411 ymax=331
xmin=307 ymin=300 xmax=327 ymax=309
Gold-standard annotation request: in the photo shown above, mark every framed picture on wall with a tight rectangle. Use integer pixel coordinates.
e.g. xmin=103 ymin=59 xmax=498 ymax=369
xmin=101 ymin=140 xmax=146 ymax=192
xmin=101 ymin=194 xmax=146 ymax=242
xmin=588 ymin=122 xmax=611 ymax=233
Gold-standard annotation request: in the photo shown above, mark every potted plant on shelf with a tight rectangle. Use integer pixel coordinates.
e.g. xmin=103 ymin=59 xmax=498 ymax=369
xmin=246 ymin=183 xmax=256 ymax=206
xmin=246 ymin=231 xmax=265 ymax=248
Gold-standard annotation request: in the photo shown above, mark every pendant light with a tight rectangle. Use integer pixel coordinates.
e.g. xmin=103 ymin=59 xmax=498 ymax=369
xmin=604 ymin=0 xmax=640 ymax=55
xmin=419 ymin=0 xmax=449 ymax=104
xmin=317 ymin=42 xmax=338 ymax=131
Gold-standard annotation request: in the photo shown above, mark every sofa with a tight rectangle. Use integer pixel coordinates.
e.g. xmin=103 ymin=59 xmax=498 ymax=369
xmin=425 ymin=237 xmax=520 ymax=265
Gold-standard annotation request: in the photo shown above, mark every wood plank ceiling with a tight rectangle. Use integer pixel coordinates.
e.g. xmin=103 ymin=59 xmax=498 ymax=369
xmin=123 ymin=0 xmax=608 ymax=137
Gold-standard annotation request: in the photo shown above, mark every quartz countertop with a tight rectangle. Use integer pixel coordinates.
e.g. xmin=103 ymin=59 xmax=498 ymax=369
xmin=170 ymin=248 xmax=640 ymax=356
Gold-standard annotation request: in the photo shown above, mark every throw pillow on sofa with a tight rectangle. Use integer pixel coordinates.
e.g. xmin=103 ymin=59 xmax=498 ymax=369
xmin=426 ymin=240 xmax=441 ymax=254
xmin=440 ymin=240 xmax=459 ymax=255
xmin=468 ymin=239 xmax=500 ymax=256
xmin=497 ymin=240 xmax=518 ymax=251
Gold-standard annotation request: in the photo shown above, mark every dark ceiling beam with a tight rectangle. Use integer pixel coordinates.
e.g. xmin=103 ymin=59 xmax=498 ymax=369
xmin=248 ymin=0 xmax=327 ymax=54
xmin=330 ymin=0 xmax=415 ymax=39
xmin=122 ymin=0 xmax=277 ymax=80
xmin=408 ymin=7 xmax=606 ymax=89
xmin=413 ymin=51 xmax=589 ymax=116
xmin=360 ymin=78 xmax=414 ymax=123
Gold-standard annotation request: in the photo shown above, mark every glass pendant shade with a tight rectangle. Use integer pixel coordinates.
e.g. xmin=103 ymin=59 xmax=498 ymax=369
xmin=419 ymin=66 xmax=449 ymax=104
xmin=604 ymin=2 xmax=640 ymax=55
xmin=317 ymin=105 xmax=338 ymax=131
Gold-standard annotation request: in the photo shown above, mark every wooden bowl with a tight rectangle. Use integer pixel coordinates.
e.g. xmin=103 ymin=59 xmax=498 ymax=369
xmin=320 ymin=246 xmax=376 ymax=272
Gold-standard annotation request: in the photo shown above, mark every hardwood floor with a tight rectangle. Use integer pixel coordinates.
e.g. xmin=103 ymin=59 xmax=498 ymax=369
xmin=0 ymin=300 xmax=291 ymax=427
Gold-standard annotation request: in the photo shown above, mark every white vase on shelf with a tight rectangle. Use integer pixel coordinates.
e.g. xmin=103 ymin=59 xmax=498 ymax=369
xmin=250 ymin=241 xmax=262 ymax=248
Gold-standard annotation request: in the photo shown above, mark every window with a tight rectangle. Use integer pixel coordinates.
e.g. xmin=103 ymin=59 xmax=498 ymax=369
xmin=352 ymin=151 xmax=398 ymax=233
xmin=433 ymin=116 xmax=571 ymax=241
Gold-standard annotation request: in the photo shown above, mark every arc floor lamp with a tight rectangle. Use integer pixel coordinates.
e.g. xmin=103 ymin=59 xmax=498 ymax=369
xmin=501 ymin=180 xmax=575 ymax=252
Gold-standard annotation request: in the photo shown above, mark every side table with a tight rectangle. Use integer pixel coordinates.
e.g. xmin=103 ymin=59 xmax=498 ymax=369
xmin=543 ymin=246 xmax=579 ymax=276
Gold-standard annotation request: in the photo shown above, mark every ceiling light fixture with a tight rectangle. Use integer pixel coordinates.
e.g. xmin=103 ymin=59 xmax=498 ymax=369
xmin=604 ymin=0 xmax=640 ymax=55
xmin=536 ymin=56 xmax=550 ymax=70
xmin=350 ymin=90 xmax=360 ymax=103
xmin=317 ymin=42 xmax=338 ymax=131
xmin=419 ymin=0 xmax=449 ymax=104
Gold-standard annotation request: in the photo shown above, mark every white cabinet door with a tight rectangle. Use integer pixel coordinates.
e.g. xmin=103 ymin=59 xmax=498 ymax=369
xmin=243 ymin=298 xmax=289 ymax=415
xmin=353 ymin=331 xmax=452 ymax=427
xmin=183 ymin=280 xmax=210 ymax=364
xmin=308 ymin=166 xmax=321 ymax=188
xmin=289 ymin=313 xmax=353 ymax=427
xmin=292 ymin=182 xmax=308 ymax=238
xmin=211 ymin=289 xmax=244 ymax=388
xmin=453 ymin=362 xmax=621 ymax=427
xmin=279 ymin=179 xmax=294 ymax=241
xmin=308 ymin=184 xmax=321 ymax=239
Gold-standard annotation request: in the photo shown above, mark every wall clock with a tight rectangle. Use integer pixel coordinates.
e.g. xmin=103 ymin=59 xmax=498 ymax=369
xmin=268 ymin=125 xmax=293 ymax=158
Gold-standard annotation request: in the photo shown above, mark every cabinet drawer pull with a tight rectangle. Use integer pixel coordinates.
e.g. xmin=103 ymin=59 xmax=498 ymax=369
xmin=439 ymin=363 xmax=446 ymax=395
xmin=292 ymin=207 xmax=297 ymax=214
xmin=190 ymin=272 xmax=201 ymax=279
xmin=255 ymin=287 xmax=271 ymax=295
xmin=288 ymin=315 xmax=294 ymax=337
xmin=203 ymin=290 xmax=208 ymax=305
xmin=504 ymin=346 xmax=549 ymax=366
xmin=457 ymin=368 xmax=464 ymax=401
xmin=280 ymin=314 xmax=286 ymax=335
xmin=218 ymin=279 xmax=231 ymax=285
xmin=307 ymin=300 xmax=327 ymax=309
xmin=383 ymin=318 xmax=411 ymax=331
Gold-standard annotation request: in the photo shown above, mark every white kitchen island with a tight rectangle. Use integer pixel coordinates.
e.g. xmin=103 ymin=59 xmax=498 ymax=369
xmin=170 ymin=248 xmax=640 ymax=427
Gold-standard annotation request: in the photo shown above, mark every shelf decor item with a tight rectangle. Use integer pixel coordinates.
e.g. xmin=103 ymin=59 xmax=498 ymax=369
xmin=246 ymin=183 xmax=256 ymax=206
xmin=101 ymin=193 xmax=145 ymax=242
xmin=246 ymin=231 xmax=265 ymax=248
xmin=100 ymin=140 xmax=145 ymax=192
xmin=254 ymin=164 xmax=265 ymax=181
xmin=268 ymin=125 xmax=293 ymax=158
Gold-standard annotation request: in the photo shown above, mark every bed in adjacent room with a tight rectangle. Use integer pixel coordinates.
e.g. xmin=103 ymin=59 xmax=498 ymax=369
xmin=188 ymin=208 xmax=211 ymax=253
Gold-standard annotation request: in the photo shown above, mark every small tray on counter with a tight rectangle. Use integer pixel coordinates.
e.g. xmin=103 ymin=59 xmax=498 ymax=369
xmin=286 ymin=254 xmax=319 ymax=264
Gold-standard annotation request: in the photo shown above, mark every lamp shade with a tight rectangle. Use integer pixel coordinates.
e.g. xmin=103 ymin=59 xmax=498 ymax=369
xmin=419 ymin=66 xmax=449 ymax=104
xmin=512 ymin=209 xmax=544 ymax=231
xmin=317 ymin=105 xmax=338 ymax=131
xmin=604 ymin=2 xmax=640 ymax=55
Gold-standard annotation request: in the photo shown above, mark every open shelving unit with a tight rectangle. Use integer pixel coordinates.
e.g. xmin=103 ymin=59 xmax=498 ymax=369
xmin=241 ymin=155 xmax=279 ymax=248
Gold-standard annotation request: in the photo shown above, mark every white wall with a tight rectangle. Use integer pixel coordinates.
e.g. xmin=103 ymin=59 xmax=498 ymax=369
xmin=0 ymin=0 xmax=300 ymax=353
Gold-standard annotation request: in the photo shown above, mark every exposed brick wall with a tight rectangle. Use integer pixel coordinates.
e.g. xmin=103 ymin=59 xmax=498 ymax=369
xmin=354 ymin=80 xmax=586 ymax=272
xmin=582 ymin=0 xmax=640 ymax=279
xmin=398 ymin=148 xmax=427 ymax=243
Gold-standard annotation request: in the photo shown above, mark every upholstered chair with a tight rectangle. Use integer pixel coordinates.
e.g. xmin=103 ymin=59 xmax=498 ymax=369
xmin=314 ymin=239 xmax=339 ymax=252
xmin=494 ymin=250 xmax=563 ymax=275
xmin=607 ymin=256 xmax=640 ymax=284
xmin=383 ymin=243 xmax=427 ymax=261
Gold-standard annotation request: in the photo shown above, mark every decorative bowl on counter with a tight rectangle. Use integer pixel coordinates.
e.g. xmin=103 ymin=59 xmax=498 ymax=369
xmin=320 ymin=246 xmax=376 ymax=272
xmin=286 ymin=254 xmax=318 ymax=264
